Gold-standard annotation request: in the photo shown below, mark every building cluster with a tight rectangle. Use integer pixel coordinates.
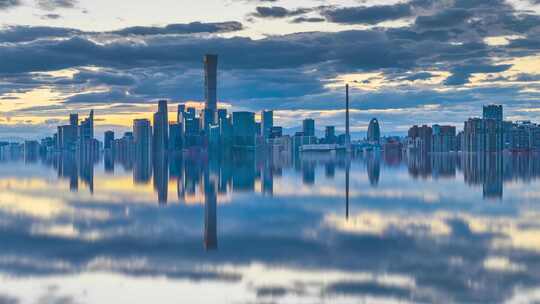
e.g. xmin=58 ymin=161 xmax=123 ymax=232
xmin=406 ymin=105 xmax=540 ymax=154
xmin=2 ymin=53 xmax=540 ymax=163
xmin=26 ymin=110 xmax=101 ymax=161
xmin=103 ymin=55 xmax=354 ymax=159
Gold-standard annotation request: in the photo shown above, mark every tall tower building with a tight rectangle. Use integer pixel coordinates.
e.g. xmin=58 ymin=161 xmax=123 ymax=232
xmin=261 ymin=110 xmax=273 ymax=139
xmin=133 ymin=119 xmax=152 ymax=184
xmin=153 ymin=100 xmax=169 ymax=153
xmin=134 ymin=119 xmax=152 ymax=155
xmin=204 ymin=54 xmax=218 ymax=114
xmin=482 ymin=104 xmax=503 ymax=152
xmin=367 ymin=118 xmax=381 ymax=144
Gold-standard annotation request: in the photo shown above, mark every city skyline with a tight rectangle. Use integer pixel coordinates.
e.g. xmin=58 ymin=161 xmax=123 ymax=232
xmin=2 ymin=2 xmax=540 ymax=303
xmin=1 ymin=0 xmax=540 ymax=140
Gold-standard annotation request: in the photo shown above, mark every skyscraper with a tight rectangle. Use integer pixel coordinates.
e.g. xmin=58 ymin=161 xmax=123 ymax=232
xmin=483 ymin=104 xmax=503 ymax=121
xmin=177 ymin=104 xmax=186 ymax=124
xmin=134 ymin=119 xmax=152 ymax=156
xmin=232 ymin=111 xmax=256 ymax=148
xmin=483 ymin=104 xmax=503 ymax=152
xmin=325 ymin=126 xmax=336 ymax=144
xmin=303 ymin=119 xmax=315 ymax=137
xmin=133 ymin=119 xmax=152 ymax=184
xmin=367 ymin=118 xmax=381 ymax=144
xmin=204 ymin=54 xmax=218 ymax=114
xmin=432 ymin=125 xmax=456 ymax=152
xmin=261 ymin=110 xmax=273 ymax=139
xmin=153 ymin=100 xmax=169 ymax=153
xmin=104 ymin=131 xmax=114 ymax=150
xmin=69 ymin=114 xmax=78 ymax=127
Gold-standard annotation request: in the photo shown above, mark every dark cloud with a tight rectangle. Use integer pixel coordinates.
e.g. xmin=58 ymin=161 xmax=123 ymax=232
xmin=0 ymin=0 xmax=20 ymax=10
xmin=252 ymin=6 xmax=312 ymax=18
xmin=415 ymin=8 xmax=472 ymax=28
xmin=36 ymin=0 xmax=77 ymax=11
xmin=401 ymin=72 xmax=435 ymax=81
xmin=110 ymin=21 xmax=243 ymax=36
xmin=322 ymin=3 xmax=413 ymax=25
xmin=0 ymin=26 xmax=83 ymax=43
xmin=445 ymin=62 xmax=512 ymax=86
xmin=0 ymin=22 xmax=244 ymax=44
xmin=290 ymin=16 xmax=325 ymax=23
xmin=41 ymin=13 xmax=62 ymax=19
xmin=71 ymin=69 xmax=136 ymax=86
xmin=325 ymin=281 xmax=413 ymax=299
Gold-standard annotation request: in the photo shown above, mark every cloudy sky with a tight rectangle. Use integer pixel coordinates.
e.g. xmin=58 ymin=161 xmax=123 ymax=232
xmin=0 ymin=0 xmax=540 ymax=140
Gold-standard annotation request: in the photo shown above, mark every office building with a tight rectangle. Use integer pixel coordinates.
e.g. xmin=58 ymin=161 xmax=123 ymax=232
xmin=432 ymin=125 xmax=456 ymax=152
xmin=134 ymin=119 xmax=152 ymax=156
xmin=483 ymin=104 xmax=503 ymax=122
xmin=270 ymin=126 xmax=283 ymax=139
xmin=367 ymin=118 xmax=381 ymax=144
xmin=325 ymin=126 xmax=336 ymax=144
xmin=217 ymin=109 xmax=227 ymax=123
xmin=104 ymin=131 xmax=114 ymax=150
xmin=303 ymin=119 xmax=315 ymax=137
xmin=169 ymin=123 xmax=182 ymax=151
xmin=463 ymin=118 xmax=484 ymax=152
xmin=177 ymin=104 xmax=186 ymax=124
xmin=79 ymin=110 xmax=94 ymax=142
xmin=57 ymin=125 xmax=77 ymax=151
xmin=204 ymin=54 xmax=218 ymax=125
xmin=153 ymin=100 xmax=169 ymax=153
xmin=408 ymin=125 xmax=432 ymax=154
xmin=69 ymin=114 xmax=78 ymax=127
xmin=133 ymin=119 xmax=152 ymax=183
xmin=261 ymin=110 xmax=273 ymax=139
xmin=232 ymin=111 xmax=256 ymax=148
xmin=483 ymin=104 xmax=503 ymax=152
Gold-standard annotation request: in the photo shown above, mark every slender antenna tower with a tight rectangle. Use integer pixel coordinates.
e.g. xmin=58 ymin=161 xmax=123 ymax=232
xmin=345 ymin=84 xmax=350 ymax=146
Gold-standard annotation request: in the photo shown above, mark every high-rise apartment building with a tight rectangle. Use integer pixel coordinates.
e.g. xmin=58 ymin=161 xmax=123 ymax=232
xmin=432 ymin=125 xmax=456 ymax=152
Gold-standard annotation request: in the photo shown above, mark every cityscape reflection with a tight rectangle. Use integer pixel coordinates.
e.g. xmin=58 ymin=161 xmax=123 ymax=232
xmin=12 ymin=150 xmax=540 ymax=203
xmin=0 ymin=150 xmax=540 ymax=303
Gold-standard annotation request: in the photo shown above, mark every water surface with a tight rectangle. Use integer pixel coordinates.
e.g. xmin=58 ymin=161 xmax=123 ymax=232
xmin=0 ymin=151 xmax=539 ymax=303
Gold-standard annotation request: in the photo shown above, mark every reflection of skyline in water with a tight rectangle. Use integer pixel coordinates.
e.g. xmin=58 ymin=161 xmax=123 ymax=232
xmin=25 ymin=151 xmax=540 ymax=203
xmin=1 ymin=151 xmax=540 ymax=303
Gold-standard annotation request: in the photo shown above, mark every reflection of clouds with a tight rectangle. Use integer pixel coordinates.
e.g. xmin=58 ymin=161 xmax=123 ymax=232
xmin=325 ymin=212 xmax=451 ymax=236
xmin=0 ymin=191 xmax=69 ymax=219
xmin=0 ymin=294 xmax=18 ymax=304
xmin=483 ymin=256 xmax=526 ymax=273
xmin=0 ymin=189 xmax=109 ymax=220
xmin=327 ymin=210 xmax=540 ymax=253
xmin=1 ymin=156 xmax=540 ymax=303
